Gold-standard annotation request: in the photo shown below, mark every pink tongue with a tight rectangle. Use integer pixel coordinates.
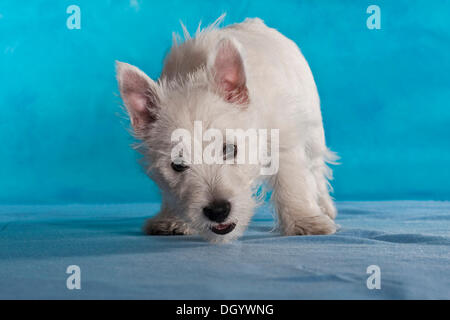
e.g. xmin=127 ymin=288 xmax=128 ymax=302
xmin=215 ymin=223 xmax=229 ymax=230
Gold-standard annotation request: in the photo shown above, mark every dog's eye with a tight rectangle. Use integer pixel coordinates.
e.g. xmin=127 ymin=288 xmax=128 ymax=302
xmin=171 ymin=161 xmax=189 ymax=172
xmin=223 ymin=143 xmax=237 ymax=160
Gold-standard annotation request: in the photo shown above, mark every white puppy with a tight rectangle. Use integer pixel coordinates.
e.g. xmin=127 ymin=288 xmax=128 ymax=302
xmin=116 ymin=16 xmax=338 ymax=243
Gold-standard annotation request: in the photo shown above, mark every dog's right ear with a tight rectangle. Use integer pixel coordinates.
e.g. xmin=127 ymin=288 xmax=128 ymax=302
xmin=207 ymin=38 xmax=249 ymax=105
xmin=116 ymin=61 xmax=159 ymax=132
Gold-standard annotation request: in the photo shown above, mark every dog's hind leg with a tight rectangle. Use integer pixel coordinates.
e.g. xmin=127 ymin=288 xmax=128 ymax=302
xmin=143 ymin=204 xmax=195 ymax=236
xmin=270 ymin=148 xmax=337 ymax=236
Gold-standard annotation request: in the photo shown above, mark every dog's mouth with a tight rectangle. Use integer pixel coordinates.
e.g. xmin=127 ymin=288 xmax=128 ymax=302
xmin=211 ymin=222 xmax=236 ymax=235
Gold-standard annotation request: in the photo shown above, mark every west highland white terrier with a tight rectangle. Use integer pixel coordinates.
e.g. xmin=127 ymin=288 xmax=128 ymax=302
xmin=116 ymin=16 xmax=338 ymax=243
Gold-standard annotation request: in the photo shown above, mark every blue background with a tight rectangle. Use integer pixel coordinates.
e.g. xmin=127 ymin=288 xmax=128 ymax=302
xmin=0 ymin=0 xmax=449 ymax=204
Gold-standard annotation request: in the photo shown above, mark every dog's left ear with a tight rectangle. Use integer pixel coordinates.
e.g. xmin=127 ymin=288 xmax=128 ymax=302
xmin=116 ymin=61 xmax=159 ymax=132
xmin=208 ymin=38 xmax=249 ymax=105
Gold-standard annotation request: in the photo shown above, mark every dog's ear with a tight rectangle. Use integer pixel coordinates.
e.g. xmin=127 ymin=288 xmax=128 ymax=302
xmin=208 ymin=38 xmax=249 ymax=105
xmin=116 ymin=61 xmax=159 ymax=131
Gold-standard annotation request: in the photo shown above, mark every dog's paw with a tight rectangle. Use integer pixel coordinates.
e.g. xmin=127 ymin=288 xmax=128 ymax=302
xmin=281 ymin=213 xmax=337 ymax=236
xmin=143 ymin=217 xmax=195 ymax=236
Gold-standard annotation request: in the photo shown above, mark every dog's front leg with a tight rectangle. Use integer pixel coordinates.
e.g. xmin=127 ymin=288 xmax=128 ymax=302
xmin=143 ymin=204 xmax=195 ymax=236
xmin=271 ymin=150 xmax=337 ymax=236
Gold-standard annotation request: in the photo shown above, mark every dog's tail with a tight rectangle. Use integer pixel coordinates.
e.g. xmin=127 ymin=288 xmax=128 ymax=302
xmin=323 ymin=148 xmax=340 ymax=192
xmin=324 ymin=148 xmax=340 ymax=166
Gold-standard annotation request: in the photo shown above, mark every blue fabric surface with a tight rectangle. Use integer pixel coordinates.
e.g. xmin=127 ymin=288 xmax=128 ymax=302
xmin=0 ymin=201 xmax=449 ymax=299
xmin=1 ymin=1 xmax=450 ymax=204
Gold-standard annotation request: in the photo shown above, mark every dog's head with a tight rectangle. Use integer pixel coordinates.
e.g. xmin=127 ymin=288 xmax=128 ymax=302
xmin=116 ymin=38 xmax=265 ymax=242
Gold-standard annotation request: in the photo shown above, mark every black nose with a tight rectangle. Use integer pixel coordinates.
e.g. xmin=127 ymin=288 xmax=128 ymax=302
xmin=203 ymin=200 xmax=231 ymax=223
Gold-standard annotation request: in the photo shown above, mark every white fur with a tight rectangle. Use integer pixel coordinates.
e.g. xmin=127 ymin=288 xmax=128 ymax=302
xmin=116 ymin=16 xmax=338 ymax=243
